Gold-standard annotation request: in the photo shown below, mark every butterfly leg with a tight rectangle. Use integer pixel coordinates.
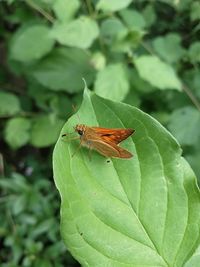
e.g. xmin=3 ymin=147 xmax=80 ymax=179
xmin=86 ymin=141 xmax=92 ymax=161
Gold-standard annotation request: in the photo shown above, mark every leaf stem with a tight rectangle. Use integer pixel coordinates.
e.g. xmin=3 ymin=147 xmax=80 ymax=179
xmin=85 ymin=0 xmax=94 ymax=17
xmin=25 ymin=0 xmax=55 ymax=23
xmin=182 ymin=84 xmax=200 ymax=112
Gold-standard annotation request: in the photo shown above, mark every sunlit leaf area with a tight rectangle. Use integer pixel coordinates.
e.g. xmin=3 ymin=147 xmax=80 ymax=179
xmin=0 ymin=1 xmax=200 ymax=267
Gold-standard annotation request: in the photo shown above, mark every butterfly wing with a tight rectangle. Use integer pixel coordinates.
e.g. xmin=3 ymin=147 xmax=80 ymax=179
xmin=89 ymin=139 xmax=133 ymax=158
xmin=92 ymin=127 xmax=135 ymax=144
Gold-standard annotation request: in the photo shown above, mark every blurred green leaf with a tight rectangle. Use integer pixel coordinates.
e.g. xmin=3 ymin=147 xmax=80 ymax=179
xmin=31 ymin=218 xmax=55 ymax=238
xmin=53 ymin=89 xmax=200 ymax=266
xmin=151 ymin=111 xmax=170 ymax=125
xmin=4 ymin=117 xmax=31 ymax=149
xmin=97 ymin=0 xmax=132 ymax=12
xmin=153 ymin=33 xmax=185 ymax=63
xmin=30 ymin=115 xmax=64 ymax=147
xmin=119 ymin=9 xmax=146 ymax=30
xmin=100 ymin=17 xmax=127 ymax=44
xmin=33 ymin=259 xmax=53 ymax=267
xmin=134 ymin=55 xmax=182 ymax=90
xmin=12 ymin=195 xmax=27 ymax=215
xmin=94 ymin=63 xmax=129 ymax=101
xmin=190 ymin=1 xmax=200 ymax=21
xmin=129 ymin=69 xmax=154 ymax=93
xmin=124 ymin=89 xmax=141 ymax=107
xmin=51 ymin=16 xmax=99 ymax=49
xmin=142 ymin=4 xmax=156 ymax=27
xmin=31 ymin=47 xmax=95 ymax=92
xmin=10 ymin=25 xmax=54 ymax=62
xmin=168 ymin=106 xmax=200 ymax=146
xmin=32 ymin=0 xmax=54 ymax=7
xmin=112 ymin=29 xmax=144 ymax=53
xmin=186 ymin=149 xmax=200 ymax=180
xmin=0 ymin=92 xmax=21 ymax=116
xmin=183 ymin=69 xmax=200 ymax=99
xmin=49 ymin=94 xmax=72 ymax=118
xmin=188 ymin=42 xmax=200 ymax=63
xmin=53 ymin=0 xmax=80 ymax=22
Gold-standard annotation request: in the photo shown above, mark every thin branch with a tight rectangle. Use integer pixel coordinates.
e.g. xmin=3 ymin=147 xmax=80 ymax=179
xmin=25 ymin=0 xmax=55 ymax=23
xmin=182 ymin=84 xmax=200 ymax=112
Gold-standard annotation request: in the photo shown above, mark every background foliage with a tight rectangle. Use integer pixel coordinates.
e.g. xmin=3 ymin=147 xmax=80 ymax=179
xmin=0 ymin=0 xmax=199 ymax=266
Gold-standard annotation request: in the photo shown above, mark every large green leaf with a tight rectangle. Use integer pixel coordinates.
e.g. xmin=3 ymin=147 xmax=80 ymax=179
xmin=10 ymin=25 xmax=54 ymax=62
xmin=4 ymin=117 xmax=31 ymax=149
xmin=152 ymin=33 xmax=186 ymax=63
xmin=53 ymin=89 xmax=200 ymax=266
xmin=0 ymin=92 xmax=21 ymax=116
xmin=31 ymin=115 xmax=64 ymax=147
xmin=51 ymin=16 xmax=99 ymax=49
xmin=94 ymin=63 xmax=130 ymax=101
xmin=134 ymin=55 xmax=182 ymax=90
xmin=168 ymin=106 xmax=200 ymax=146
xmin=53 ymin=0 xmax=80 ymax=22
xmin=188 ymin=42 xmax=200 ymax=63
xmin=30 ymin=47 xmax=95 ymax=92
xmin=100 ymin=18 xmax=127 ymax=44
xmin=119 ymin=9 xmax=146 ymax=30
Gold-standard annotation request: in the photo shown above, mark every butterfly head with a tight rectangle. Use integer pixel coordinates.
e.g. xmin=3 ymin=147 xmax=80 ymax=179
xmin=75 ymin=124 xmax=86 ymax=136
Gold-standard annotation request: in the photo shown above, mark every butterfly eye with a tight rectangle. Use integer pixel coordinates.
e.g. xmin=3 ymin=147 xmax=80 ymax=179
xmin=78 ymin=129 xmax=83 ymax=136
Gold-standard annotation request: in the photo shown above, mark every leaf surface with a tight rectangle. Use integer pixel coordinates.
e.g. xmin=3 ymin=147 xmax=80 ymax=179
xmin=31 ymin=115 xmax=64 ymax=147
xmin=53 ymin=0 xmax=80 ymax=22
xmin=168 ymin=106 xmax=200 ymax=146
xmin=51 ymin=16 xmax=99 ymax=49
xmin=5 ymin=117 xmax=31 ymax=149
xmin=31 ymin=47 xmax=95 ymax=92
xmin=94 ymin=64 xmax=129 ymax=101
xmin=0 ymin=92 xmax=21 ymax=116
xmin=134 ymin=55 xmax=182 ymax=90
xmin=10 ymin=25 xmax=54 ymax=62
xmin=97 ymin=0 xmax=132 ymax=12
xmin=53 ymin=89 xmax=200 ymax=266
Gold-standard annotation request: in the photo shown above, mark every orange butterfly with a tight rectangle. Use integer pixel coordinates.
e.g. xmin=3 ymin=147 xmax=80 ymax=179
xmin=62 ymin=124 xmax=135 ymax=159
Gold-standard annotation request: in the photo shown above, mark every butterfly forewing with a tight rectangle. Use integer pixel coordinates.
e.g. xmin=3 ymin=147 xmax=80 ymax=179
xmin=92 ymin=127 xmax=134 ymax=144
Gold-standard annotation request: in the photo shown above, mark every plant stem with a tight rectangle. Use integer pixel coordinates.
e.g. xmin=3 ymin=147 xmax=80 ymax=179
xmin=182 ymin=84 xmax=200 ymax=112
xmin=25 ymin=0 xmax=55 ymax=23
xmin=85 ymin=0 xmax=94 ymax=17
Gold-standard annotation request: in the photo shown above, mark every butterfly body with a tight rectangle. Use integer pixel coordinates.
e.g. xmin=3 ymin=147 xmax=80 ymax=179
xmin=74 ymin=124 xmax=134 ymax=158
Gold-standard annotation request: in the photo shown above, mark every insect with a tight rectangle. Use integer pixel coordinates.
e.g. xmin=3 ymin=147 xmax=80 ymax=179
xmin=62 ymin=124 xmax=135 ymax=159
